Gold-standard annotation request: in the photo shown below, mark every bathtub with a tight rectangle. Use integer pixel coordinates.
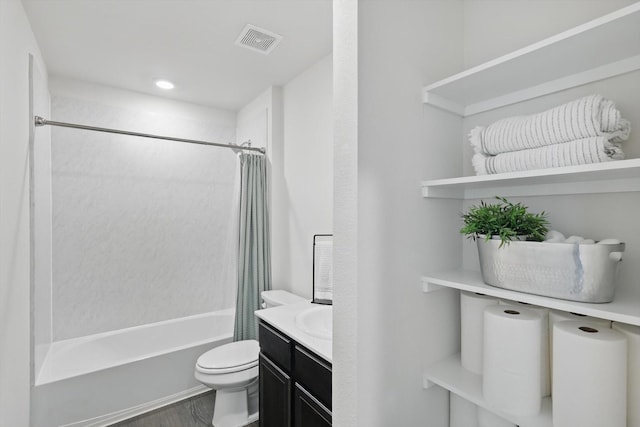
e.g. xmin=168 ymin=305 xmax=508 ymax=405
xmin=32 ymin=309 xmax=234 ymax=427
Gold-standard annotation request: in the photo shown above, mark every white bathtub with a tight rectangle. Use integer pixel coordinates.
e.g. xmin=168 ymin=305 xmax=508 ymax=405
xmin=32 ymin=309 xmax=234 ymax=427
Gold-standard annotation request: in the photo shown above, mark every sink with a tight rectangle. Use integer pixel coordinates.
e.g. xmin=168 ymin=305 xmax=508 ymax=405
xmin=294 ymin=305 xmax=332 ymax=340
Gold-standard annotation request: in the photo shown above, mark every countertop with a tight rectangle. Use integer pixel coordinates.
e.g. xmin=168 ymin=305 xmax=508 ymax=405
xmin=255 ymin=301 xmax=332 ymax=363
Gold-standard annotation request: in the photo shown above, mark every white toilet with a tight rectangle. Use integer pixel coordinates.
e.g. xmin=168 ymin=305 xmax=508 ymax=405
xmin=194 ymin=290 xmax=305 ymax=427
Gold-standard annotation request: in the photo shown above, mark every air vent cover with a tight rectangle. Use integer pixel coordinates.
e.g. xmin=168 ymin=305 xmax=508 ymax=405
xmin=235 ymin=24 xmax=282 ymax=55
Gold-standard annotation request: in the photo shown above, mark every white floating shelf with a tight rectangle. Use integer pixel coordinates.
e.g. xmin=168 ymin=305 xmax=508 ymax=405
xmin=424 ymin=354 xmax=553 ymax=427
xmin=421 ymin=158 xmax=640 ymax=199
xmin=422 ymin=3 xmax=640 ymax=116
xmin=422 ymin=269 xmax=640 ymax=326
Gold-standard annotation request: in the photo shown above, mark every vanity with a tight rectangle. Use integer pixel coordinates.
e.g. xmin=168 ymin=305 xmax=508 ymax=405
xmin=255 ymin=302 xmax=332 ymax=427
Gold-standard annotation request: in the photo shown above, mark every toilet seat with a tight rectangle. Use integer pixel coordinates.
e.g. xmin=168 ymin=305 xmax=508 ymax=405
xmin=196 ymin=360 xmax=257 ymax=375
xmin=196 ymin=340 xmax=259 ymax=375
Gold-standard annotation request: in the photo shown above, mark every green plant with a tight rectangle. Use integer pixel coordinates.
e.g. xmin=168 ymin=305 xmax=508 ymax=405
xmin=460 ymin=196 xmax=549 ymax=247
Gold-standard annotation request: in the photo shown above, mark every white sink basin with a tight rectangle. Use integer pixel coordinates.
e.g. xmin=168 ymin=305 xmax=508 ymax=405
xmin=294 ymin=305 xmax=332 ymax=340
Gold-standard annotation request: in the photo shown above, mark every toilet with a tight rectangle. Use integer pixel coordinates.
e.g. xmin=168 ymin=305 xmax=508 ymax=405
xmin=194 ymin=290 xmax=305 ymax=427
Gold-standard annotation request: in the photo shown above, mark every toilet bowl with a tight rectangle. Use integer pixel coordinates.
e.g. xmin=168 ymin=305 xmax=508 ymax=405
xmin=194 ymin=290 xmax=305 ymax=427
xmin=195 ymin=340 xmax=260 ymax=427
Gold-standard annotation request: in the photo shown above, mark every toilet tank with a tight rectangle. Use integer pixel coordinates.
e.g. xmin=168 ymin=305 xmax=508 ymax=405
xmin=261 ymin=290 xmax=306 ymax=308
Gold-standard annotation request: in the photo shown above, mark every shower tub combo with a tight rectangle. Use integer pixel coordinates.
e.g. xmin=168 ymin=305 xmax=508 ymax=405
xmin=32 ymin=309 xmax=234 ymax=427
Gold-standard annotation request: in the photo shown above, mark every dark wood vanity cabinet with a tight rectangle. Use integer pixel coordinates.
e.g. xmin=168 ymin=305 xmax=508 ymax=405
xmin=258 ymin=321 xmax=332 ymax=427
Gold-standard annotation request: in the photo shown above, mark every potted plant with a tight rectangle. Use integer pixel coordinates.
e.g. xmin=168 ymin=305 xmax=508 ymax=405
xmin=460 ymin=196 xmax=549 ymax=248
xmin=459 ymin=197 xmax=624 ymax=303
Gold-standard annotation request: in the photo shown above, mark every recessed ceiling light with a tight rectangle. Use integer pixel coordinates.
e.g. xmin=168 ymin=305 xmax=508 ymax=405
xmin=155 ymin=80 xmax=174 ymax=90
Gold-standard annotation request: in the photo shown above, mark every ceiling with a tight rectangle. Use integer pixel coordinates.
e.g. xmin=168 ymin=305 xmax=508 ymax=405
xmin=22 ymin=0 xmax=333 ymax=112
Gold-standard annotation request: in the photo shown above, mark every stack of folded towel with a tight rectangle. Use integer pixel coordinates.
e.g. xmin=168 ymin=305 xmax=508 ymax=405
xmin=470 ymin=94 xmax=631 ymax=175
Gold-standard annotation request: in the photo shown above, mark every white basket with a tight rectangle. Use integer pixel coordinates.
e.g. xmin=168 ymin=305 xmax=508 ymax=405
xmin=477 ymin=238 xmax=625 ymax=303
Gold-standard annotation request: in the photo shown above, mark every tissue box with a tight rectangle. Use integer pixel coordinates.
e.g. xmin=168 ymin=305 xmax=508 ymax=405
xmin=477 ymin=239 xmax=625 ymax=303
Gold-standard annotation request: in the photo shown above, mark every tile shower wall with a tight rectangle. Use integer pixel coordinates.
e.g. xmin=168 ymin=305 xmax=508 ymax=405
xmin=49 ymin=80 xmax=237 ymax=340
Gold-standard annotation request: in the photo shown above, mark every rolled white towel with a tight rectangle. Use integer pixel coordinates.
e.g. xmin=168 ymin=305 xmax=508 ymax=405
xmin=565 ymin=235 xmax=585 ymax=244
xmin=470 ymin=94 xmax=631 ymax=156
xmin=544 ymin=230 xmax=566 ymax=243
xmin=545 ymin=231 xmax=597 ymax=244
xmin=472 ymin=136 xmax=624 ymax=175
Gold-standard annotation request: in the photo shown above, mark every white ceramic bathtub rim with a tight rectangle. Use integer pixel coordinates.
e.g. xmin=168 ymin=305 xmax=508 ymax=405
xmin=36 ymin=308 xmax=234 ymax=385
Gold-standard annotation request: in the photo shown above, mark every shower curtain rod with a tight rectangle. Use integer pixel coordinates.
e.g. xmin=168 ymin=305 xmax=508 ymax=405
xmin=33 ymin=116 xmax=265 ymax=154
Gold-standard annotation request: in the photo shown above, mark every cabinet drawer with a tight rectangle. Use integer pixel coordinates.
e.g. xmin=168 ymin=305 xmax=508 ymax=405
xmin=293 ymin=345 xmax=332 ymax=410
xmin=294 ymin=383 xmax=331 ymax=427
xmin=259 ymin=321 xmax=293 ymax=371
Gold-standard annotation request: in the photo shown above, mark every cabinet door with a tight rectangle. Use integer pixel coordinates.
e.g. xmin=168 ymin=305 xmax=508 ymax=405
xmin=259 ymin=354 xmax=291 ymax=427
xmin=294 ymin=384 xmax=332 ymax=427
xmin=294 ymin=345 xmax=332 ymax=410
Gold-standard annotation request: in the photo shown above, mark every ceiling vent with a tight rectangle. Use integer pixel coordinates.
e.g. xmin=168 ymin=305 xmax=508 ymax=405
xmin=235 ymin=24 xmax=282 ymax=55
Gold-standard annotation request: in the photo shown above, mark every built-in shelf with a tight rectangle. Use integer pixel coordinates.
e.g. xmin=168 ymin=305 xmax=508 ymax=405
xmin=420 ymin=5 xmax=640 ymax=425
xmin=422 ymin=3 xmax=640 ymax=116
xmin=423 ymin=354 xmax=553 ymax=427
xmin=421 ymin=158 xmax=640 ymax=199
xmin=422 ymin=269 xmax=640 ymax=326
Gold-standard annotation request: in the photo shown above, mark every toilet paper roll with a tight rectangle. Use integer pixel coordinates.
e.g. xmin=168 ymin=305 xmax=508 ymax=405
xmin=449 ymin=393 xmax=478 ymax=427
xmin=477 ymin=406 xmax=516 ymax=427
xmin=553 ymin=321 xmax=627 ymax=427
xmin=460 ymin=292 xmax=499 ymax=374
xmin=612 ymin=322 xmax=640 ymax=427
xmin=504 ymin=302 xmax=551 ymax=397
xmin=483 ymin=305 xmax=543 ymax=416
xmin=549 ymin=310 xmax=611 ymax=336
xmin=548 ymin=310 xmax=611 ymax=389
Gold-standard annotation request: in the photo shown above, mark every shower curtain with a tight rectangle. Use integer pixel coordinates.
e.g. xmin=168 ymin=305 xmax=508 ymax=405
xmin=233 ymin=153 xmax=272 ymax=341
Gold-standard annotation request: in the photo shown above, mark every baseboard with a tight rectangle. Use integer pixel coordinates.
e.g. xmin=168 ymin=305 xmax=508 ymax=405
xmin=60 ymin=385 xmax=210 ymax=427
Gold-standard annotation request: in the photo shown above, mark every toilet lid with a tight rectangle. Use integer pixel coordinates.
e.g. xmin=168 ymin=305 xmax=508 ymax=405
xmin=197 ymin=340 xmax=259 ymax=371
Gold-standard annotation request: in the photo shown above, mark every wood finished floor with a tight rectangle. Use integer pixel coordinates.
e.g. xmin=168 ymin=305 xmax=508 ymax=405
xmin=109 ymin=391 xmax=259 ymax=427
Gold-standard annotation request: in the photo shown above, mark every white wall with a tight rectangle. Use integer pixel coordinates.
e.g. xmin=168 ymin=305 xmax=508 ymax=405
xmin=46 ymin=78 xmax=238 ymax=339
xmin=0 ymin=0 xmax=48 ymax=425
xmin=49 ymin=76 xmax=237 ymax=126
xmin=333 ymin=2 xmax=465 ymax=426
xmin=236 ymin=86 xmax=278 ymax=153
xmin=281 ymin=54 xmax=333 ymax=299
xmin=332 ymin=1 xmax=358 ymax=424
xmin=357 ymin=2 xmax=464 ymax=425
